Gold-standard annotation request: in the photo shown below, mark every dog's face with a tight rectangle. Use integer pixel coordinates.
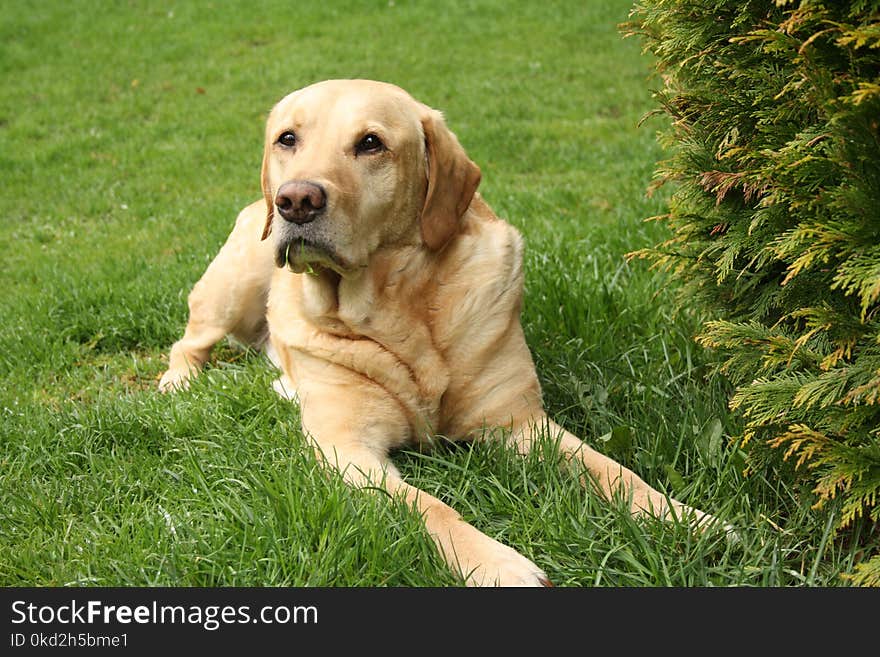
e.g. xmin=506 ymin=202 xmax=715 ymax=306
xmin=260 ymin=79 xmax=481 ymax=275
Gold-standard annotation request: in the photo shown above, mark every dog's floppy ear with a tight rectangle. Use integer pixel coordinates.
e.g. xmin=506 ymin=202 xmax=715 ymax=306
xmin=420 ymin=108 xmax=481 ymax=251
xmin=260 ymin=143 xmax=274 ymax=241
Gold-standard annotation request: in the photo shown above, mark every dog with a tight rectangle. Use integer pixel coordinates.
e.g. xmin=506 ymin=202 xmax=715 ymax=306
xmin=159 ymin=79 xmax=724 ymax=586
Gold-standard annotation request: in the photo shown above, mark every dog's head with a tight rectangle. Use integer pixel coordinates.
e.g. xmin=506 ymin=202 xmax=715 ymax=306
xmin=260 ymin=79 xmax=481 ymax=274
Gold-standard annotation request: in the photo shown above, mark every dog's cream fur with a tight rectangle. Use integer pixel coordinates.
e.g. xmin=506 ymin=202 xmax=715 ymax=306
xmin=159 ymin=79 xmax=723 ymax=586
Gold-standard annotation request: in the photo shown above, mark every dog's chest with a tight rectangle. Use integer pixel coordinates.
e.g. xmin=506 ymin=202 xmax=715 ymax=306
xmin=273 ymin=267 xmax=450 ymax=436
xmin=336 ymin=269 xmax=450 ymax=403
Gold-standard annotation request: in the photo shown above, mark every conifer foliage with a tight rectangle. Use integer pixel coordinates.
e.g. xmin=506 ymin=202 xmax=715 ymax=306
xmin=627 ymin=1 xmax=880 ymax=584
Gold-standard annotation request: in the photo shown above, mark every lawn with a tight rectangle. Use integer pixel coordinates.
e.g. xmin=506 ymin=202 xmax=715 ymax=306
xmin=0 ymin=0 xmax=870 ymax=586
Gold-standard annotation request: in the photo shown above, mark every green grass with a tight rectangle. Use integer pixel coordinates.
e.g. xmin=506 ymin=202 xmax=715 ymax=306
xmin=1 ymin=0 xmax=872 ymax=586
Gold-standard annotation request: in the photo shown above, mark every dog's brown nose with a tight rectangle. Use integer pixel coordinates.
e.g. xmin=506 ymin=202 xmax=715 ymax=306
xmin=274 ymin=181 xmax=327 ymax=224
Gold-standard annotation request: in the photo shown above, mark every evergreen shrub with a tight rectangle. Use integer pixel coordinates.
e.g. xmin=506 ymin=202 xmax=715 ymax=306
xmin=627 ymin=0 xmax=880 ymax=584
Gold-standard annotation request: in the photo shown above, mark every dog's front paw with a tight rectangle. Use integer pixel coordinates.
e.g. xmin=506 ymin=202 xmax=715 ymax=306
xmin=460 ymin=535 xmax=551 ymax=587
xmin=695 ymin=512 xmax=741 ymax=543
xmin=272 ymin=375 xmax=299 ymax=403
xmin=158 ymin=368 xmax=193 ymax=393
xmin=667 ymin=503 xmax=740 ymax=543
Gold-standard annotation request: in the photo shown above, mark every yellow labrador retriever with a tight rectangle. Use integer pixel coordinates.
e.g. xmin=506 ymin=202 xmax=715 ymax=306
xmin=159 ymin=79 xmax=722 ymax=586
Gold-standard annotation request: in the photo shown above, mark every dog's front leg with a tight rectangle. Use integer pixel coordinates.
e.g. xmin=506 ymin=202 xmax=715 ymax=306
xmin=508 ymin=416 xmax=729 ymax=533
xmin=293 ymin=367 xmax=551 ymax=587
xmin=386 ymin=476 xmax=551 ymax=587
xmin=312 ymin=441 xmax=550 ymax=587
xmin=159 ymin=201 xmax=275 ymax=391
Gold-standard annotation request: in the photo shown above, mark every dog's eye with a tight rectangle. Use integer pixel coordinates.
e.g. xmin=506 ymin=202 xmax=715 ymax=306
xmin=277 ymin=131 xmax=297 ymax=148
xmin=355 ymin=133 xmax=385 ymax=155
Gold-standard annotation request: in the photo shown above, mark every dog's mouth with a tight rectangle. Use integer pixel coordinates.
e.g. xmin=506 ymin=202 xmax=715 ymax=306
xmin=275 ymin=237 xmax=347 ymax=274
